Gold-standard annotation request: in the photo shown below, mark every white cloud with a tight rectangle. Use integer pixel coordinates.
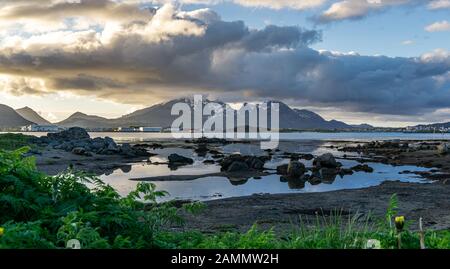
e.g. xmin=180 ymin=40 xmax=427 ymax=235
xmin=420 ymin=48 xmax=450 ymax=63
xmin=428 ymin=0 xmax=450 ymax=9
xmin=146 ymin=0 xmax=326 ymax=10
xmin=318 ymin=0 xmax=412 ymax=23
xmin=425 ymin=20 xmax=450 ymax=32
xmin=231 ymin=0 xmax=326 ymax=10
xmin=402 ymin=40 xmax=414 ymax=45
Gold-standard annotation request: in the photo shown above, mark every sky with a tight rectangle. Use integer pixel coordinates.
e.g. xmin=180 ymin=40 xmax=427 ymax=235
xmin=0 ymin=0 xmax=449 ymax=127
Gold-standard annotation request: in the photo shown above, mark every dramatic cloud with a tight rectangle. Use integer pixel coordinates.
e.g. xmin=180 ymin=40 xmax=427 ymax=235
xmin=425 ymin=20 xmax=450 ymax=32
xmin=0 ymin=2 xmax=449 ymax=117
xmin=0 ymin=0 xmax=157 ymax=35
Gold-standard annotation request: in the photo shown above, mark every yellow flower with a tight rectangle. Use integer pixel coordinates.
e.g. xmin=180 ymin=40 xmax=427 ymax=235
xmin=395 ymin=216 xmax=405 ymax=231
xmin=0 ymin=227 xmax=4 ymax=236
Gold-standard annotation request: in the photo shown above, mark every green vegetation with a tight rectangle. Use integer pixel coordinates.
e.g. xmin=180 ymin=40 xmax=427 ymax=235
xmin=0 ymin=147 xmax=449 ymax=249
xmin=0 ymin=133 xmax=36 ymax=151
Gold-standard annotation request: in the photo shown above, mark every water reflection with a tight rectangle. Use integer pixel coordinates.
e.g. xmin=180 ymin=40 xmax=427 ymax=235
xmin=97 ymin=142 xmax=434 ymax=201
xmin=100 ymin=147 xmax=432 ymax=201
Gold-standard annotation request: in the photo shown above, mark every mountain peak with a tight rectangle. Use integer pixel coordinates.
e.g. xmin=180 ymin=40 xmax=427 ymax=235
xmin=15 ymin=106 xmax=50 ymax=125
xmin=70 ymin=112 xmax=88 ymax=117
xmin=1 ymin=104 xmax=34 ymax=127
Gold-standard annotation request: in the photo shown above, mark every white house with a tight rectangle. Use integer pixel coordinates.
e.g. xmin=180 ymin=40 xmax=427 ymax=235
xmin=24 ymin=124 xmax=60 ymax=132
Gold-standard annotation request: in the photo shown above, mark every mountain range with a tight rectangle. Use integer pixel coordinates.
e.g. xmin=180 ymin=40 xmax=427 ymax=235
xmin=1 ymin=99 xmax=374 ymax=130
xmin=16 ymin=106 xmax=51 ymax=125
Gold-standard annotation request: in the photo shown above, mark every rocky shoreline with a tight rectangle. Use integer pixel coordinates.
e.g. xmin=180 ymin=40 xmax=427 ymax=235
xmin=26 ymin=130 xmax=450 ymax=232
xmin=30 ymin=127 xmax=154 ymax=175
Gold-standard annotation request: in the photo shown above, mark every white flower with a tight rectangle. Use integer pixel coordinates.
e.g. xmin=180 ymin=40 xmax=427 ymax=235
xmin=365 ymin=239 xmax=381 ymax=249
xmin=66 ymin=239 xmax=81 ymax=249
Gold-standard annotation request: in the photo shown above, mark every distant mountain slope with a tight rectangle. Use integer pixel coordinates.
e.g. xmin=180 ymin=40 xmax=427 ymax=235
xmin=53 ymin=98 xmax=356 ymax=130
xmin=16 ymin=107 xmax=51 ymax=125
xmin=0 ymin=104 xmax=33 ymax=127
xmin=262 ymin=101 xmax=351 ymax=129
xmin=292 ymin=108 xmax=351 ymax=129
xmin=351 ymin=124 xmax=374 ymax=129
xmin=57 ymin=112 xmax=113 ymax=129
xmin=116 ymin=98 xmax=223 ymax=128
xmin=117 ymin=99 xmax=186 ymax=128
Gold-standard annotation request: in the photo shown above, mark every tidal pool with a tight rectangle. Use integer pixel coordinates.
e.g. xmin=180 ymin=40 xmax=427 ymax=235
xmin=100 ymin=143 xmax=432 ymax=201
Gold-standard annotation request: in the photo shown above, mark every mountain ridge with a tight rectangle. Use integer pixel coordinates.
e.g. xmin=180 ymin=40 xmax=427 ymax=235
xmin=56 ymin=99 xmax=359 ymax=130
xmin=0 ymin=100 xmax=373 ymax=130
xmin=15 ymin=107 xmax=51 ymax=125
xmin=0 ymin=104 xmax=34 ymax=128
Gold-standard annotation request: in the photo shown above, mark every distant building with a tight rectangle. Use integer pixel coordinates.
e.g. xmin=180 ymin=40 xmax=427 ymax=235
xmin=117 ymin=127 xmax=140 ymax=132
xmin=23 ymin=124 xmax=60 ymax=132
xmin=139 ymin=127 xmax=162 ymax=132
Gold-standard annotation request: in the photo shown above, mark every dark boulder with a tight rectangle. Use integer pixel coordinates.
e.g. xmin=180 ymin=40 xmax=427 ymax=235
xmin=276 ymin=164 xmax=289 ymax=175
xmin=48 ymin=127 xmax=90 ymax=141
xmin=71 ymin=147 xmax=92 ymax=157
xmin=286 ymin=177 xmax=306 ymax=189
xmin=287 ymin=160 xmax=306 ymax=178
xmin=168 ymin=154 xmax=194 ymax=165
xmin=227 ymin=161 xmax=250 ymax=172
xmin=301 ymin=154 xmax=314 ymax=160
xmin=120 ymin=143 xmax=135 ymax=157
xmin=351 ymin=164 xmax=374 ymax=173
xmin=313 ymin=153 xmax=339 ymax=168
xmin=249 ymin=157 xmax=265 ymax=170
xmin=308 ymin=176 xmax=322 ymax=185
xmin=338 ymin=168 xmax=354 ymax=176
xmin=195 ymin=143 xmax=209 ymax=157
xmin=91 ymin=137 xmax=106 ymax=150
xmin=220 ymin=154 xmax=268 ymax=172
xmin=320 ymin=168 xmax=338 ymax=183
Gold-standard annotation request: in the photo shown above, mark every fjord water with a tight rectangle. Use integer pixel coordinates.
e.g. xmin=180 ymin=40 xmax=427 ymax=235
xmin=8 ymin=131 xmax=450 ymax=142
xmin=91 ymin=131 xmax=450 ymax=142
xmin=99 ymin=140 xmax=433 ymax=201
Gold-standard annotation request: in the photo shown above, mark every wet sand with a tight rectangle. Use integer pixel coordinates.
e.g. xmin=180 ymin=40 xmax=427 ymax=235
xmin=179 ymin=181 xmax=450 ymax=233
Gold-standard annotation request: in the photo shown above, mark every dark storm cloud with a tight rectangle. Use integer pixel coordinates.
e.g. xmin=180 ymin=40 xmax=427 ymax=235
xmin=0 ymin=3 xmax=449 ymax=116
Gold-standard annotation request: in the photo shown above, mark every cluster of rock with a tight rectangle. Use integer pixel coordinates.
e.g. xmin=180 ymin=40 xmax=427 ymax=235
xmin=351 ymin=164 xmax=374 ymax=173
xmin=32 ymin=127 xmax=151 ymax=157
xmin=276 ymin=153 xmax=373 ymax=186
xmin=190 ymin=138 xmax=229 ymax=157
xmin=190 ymin=137 xmax=230 ymax=145
xmin=220 ymin=154 xmax=270 ymax=173
xmin=340 ymin=140 xmax=450 ymax=154
xmin=167 ymin=154 xmax=194 ymax=169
